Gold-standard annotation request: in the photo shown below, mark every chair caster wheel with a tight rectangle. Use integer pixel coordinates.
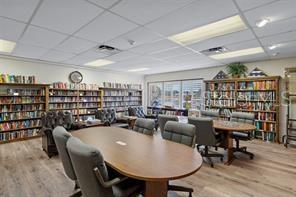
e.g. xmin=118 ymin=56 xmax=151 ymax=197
xmin=250 ymin=155 xmax=254 ymax=160
xmin=210 ymin=163 xmax=214 ymax=168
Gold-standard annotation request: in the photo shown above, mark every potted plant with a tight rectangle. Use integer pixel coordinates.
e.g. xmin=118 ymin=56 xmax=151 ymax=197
xmin=226 ymin=62 xmax=248 ymax=78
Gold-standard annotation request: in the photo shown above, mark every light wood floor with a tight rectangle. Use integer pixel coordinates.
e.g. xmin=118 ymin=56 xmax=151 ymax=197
xmin=0 ymin=138 xmax=296 ymax=197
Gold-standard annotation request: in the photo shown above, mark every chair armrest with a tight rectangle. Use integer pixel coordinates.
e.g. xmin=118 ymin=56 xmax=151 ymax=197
xmin=94 ymin=167 xmax=128 ymax=188
xmin=144 ymin=115 xmax=157 ymax=119
xmin=40 ymin=127 xmax=53 ymax=136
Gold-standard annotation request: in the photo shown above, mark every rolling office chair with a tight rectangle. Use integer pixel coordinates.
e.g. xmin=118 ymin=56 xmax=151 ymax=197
xmin=52 ymin=126 xmax=81 ymax=197
xmin=132 ymin=118 xmax=155 ymax=135
xmin=188 ymin=117 xmax=224 ymax=167
xmin=66 ymin=137 xmax=142 ymax=197
xmin=231 ymin=112 xmax=255 ymax=159
xmin=200 ymin=110 xmax=220 ymax=120
xmin=162 ymin=121 xmax=196 ymax=197
xmin=157 ymin=114 xmax=178 ymax=136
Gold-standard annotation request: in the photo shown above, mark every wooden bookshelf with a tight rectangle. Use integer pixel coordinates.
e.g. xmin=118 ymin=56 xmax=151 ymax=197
xmin=0 ymin=83 xmax=49 ymax=144
xmin=204 ymin=76 xmax=280 ymax=143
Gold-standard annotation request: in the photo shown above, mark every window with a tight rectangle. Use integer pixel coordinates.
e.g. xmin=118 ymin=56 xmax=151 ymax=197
xmin=148 ymin=79 xmax=203 ymax=109
xmin=148 ymin=82 xmax=163 ymax=107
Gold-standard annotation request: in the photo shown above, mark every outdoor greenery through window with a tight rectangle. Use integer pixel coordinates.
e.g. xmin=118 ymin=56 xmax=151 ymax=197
xmin=148 ymin=79 xmax=203 ymax=109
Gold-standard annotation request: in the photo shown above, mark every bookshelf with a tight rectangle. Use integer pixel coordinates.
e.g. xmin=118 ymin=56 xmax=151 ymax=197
xmin=0 ymin=83 xmax=49 ymax=144
xmin=49 ymin=83 xmax=103 ymax=121
xmin=101 ymin=82 xmax=142 ymax=112
xmin=204 ymin=76 xmax=280 ymax=142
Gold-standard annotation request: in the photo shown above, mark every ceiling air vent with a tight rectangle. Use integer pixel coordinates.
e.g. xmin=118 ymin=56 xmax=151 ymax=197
xmin=200 ymin=46 xmax=228 ymax=56
xmin=95 ymin=45 xmax=121 ymax=56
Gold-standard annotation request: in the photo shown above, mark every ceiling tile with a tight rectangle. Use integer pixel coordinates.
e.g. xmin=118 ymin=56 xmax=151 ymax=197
xmin=260 ymin=31 xmax=296 ymax=46
xmin=235 ymin=0 xmax=275 ymax=11
xmin=31 ymin=0 xmax=103 ymax=34
xmin=218 ymin=53 xmax=269 ymax=64
xmin=129 ymin=39 xmax=179 ymax=54
xmin=19 ymin=25 xmax=68 ymax=48
xmin=75 ymin=11 xmax=138 ymax=43
xmin=0 ymin=0 xmax=39 ymax=22
xmin=225 ymin=39 xmax=261 ymax=51
xmin=87 ymin=0 xmax=119 ymax=9
xmin=244 ymin=0 xmax=296 ymax=27
xmin=12 ymin=43 xmax=49 ymax=59
xmin=254 ymin=17 xmax=296 ymax=38
xmin=55 ymin=36 xmax=97 ymax=54
xmin=105 ymin=51 xmax=139 ymax=62
xmin=105 ymin=27 xmax=163 ymax=50
xmin=146 ymin=0 xmax=238 ymax=36
xmin=111 ymin=0 xmax=194 ymax=25
xmin=150 ymin=47 xmax=193 ymax=59
xmin=63 ymin=49 xmax=107 ymax=65
xmin=265 ymin=40 xmax=296 ymax=55
xmin=40 ymin=50 xmax=76 ymax=62
xmin=188 ymin=30 xmax=255 ymax=51
xmin=0 ymin=17 xmax=26 ymax=41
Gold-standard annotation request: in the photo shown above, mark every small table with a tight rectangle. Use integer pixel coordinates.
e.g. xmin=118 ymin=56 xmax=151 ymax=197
xmin=72 ymin=127 xmax=202 ymax=197
xmin=121 ymin=116 xmax=138 ymax=129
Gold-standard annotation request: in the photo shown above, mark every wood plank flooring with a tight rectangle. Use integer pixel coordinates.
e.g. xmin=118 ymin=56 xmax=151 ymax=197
xmin=0 ymin=137 xmax=296 ymax=197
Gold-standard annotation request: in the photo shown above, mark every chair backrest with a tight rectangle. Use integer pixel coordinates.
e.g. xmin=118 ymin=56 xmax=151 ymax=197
xmin=52 ymin=126 xmax=76 ymax=181
xmin=231 ymin=112 xmax=255 ymax=124
xmin=200 ymin=110 xmax=219 ymax=120
xmin=63 ymin=111 xmax=73 ymax=130
xmin=158 ymin=114 xmax=178 ymax=133
xmin=162 ymin=121 xmax=196 ymax=147
xmin=133 ymin=118 xmax=155 ymax=135
xmin=128 ymin=106 xmax=146 ymax=118
xmin=96 ymin=109 xmax=116 ymax=124
xmin=67 ymin=137 xmax=113 ymax=197
xmin=188 ymin=117 xmax=217 ymax=146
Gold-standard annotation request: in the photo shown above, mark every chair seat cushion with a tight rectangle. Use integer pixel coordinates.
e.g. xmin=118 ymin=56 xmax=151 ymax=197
xmin=232 ymin=131 xmax=250 ymax=140
xmin=112 ymin=179 xmax=141 ymax=197
xmin=111 ymin=123 xmax=129 ymax=129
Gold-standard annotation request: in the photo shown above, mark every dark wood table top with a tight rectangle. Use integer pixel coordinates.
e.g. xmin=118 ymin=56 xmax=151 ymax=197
xmin=72 ymin=127 xmax=203 ymax=181
xmin=213 ymin=120 xmax=256 ymax=132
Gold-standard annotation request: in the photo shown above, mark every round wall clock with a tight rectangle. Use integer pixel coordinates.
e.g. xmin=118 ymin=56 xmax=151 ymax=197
xmin=69 ymin=71 xmax=83 ymax=83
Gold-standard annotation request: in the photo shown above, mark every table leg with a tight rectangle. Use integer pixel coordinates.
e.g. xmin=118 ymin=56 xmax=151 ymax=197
xmin=225 ymin=131 xmax=235 ymax=165
xmin=145 ymin=181 xmax=168 ymax=197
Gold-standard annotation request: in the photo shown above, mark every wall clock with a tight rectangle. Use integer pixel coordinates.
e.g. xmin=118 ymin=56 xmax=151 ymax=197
xmin=69 ymin=71 xmax=83 ymax=83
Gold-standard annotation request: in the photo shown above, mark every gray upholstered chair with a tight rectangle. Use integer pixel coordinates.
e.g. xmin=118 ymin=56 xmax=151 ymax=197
xmin=52 ymin=126 xmax=81 ymax=197
xmin=157 ymin=114 xmax=178 ymax=135
xmin=66 ymin=137 xmax=142 ymax=197
xmin=200 ymin=110 xmax=219 ymax=120
xmin=132 ymin=118 xmax=155 ymax=135
xmin=95 ymin=109 xmax=129 ymax=128
xmin=188 ymin=117 xmax=224 ymax=167
xmin=162 ymin=121 xmax=196 ymax=197
xmin=231 ymin=112 xmax=255 ymax=159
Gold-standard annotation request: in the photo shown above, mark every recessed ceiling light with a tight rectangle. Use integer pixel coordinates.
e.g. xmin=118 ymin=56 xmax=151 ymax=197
xmin=128 ymin=68 xmax=149 ymax=72
xmin=256 ymin=18 xmax=269 ymax=28
xmin=268 ymin=45 xmax=278 ymax=50
xmin=84 ymin=59 xmax=114 ymax=67
xmin=0 ymin=39 xmax=16 ymax=53
xmin=168 ymin=15 xmax=247 ymax=45
xmin=209 ymin=47 xmax=264 ymax=60
xmin=272 ymin=52 xmax=279 ymax=56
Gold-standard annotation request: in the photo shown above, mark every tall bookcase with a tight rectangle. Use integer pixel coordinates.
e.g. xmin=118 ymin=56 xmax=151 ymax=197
xmin=0 ymin=83 xmax=49 ymax=144
xmin=204 ymin=76 xmax=280 ymax=143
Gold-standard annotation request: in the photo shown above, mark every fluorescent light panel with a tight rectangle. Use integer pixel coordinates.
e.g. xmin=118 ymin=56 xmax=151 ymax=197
xmin=84 ymin=59 xmax=114 ymax=67
xmin=128 ymin=68 xmax=149 ymax=72
xmin=0 ymin=39 xmax=16 ymax=53
xmin=209 ymin=47 xmax=264 ymax=60
xmin=168 ymin=15 xmax=247 ymax=45
xmin=256 ymin=18 xmax=269 ymax=28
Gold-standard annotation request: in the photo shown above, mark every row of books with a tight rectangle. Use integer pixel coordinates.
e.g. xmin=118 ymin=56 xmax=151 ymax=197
xmin=0 ymin=74 xmax=36 ymax=84
xmin=51 ymin=82 xmax=100 ymax=90
xmin=0 ymin=104 xmax=44 ymax=112
xmin=79 ymin=92 xmax=101 ymax=96
xmin=103 ymin=102 xmax=140 ymax=107
xmin=258 ymin=131 xmax=276 ymax=142
xmin=204 ymin=91 xmax=236 ymax=99
xmin=103 ymin=97 xmax=141 ymax=102
xmin=103 ymin=82 xmax=141 ymax=90
xmin=104 ymin=90 xmax=140 ymax=97
xmin=256 ymin=112 xmax=277 ymax=121
xmin=0 ymin=111 xmax=42 ymax=122
xmin=237 ymin=101 xmax=276 ymax=111
xmin=49 ymin=90 xmax=77 ymax=96
xmin=237 ymin=91 xmax=276 ymax=101
xmin=49 ymin=97 xmax=78 ymax=102
xmin=0 ymin=129 xmax=39 ymax=142
xmin=255 ymin=121 xmax=276 ymax=132
xmin=0 ymin=97 xmax=45 ymax=104
xmin=79 ymin=103 xmax=100 ymax=108
xmin=238 ymin=81 xmax=277 ymax=90
xmin=206 ymin=82 xmax=235 ymax=91
xmin=0 ymin=88 xmax=45 ymax=96
xmin=0 ymin=119 xmax=41 ymax=131
xmin=205 ymin=99 xmax=236 ymax=108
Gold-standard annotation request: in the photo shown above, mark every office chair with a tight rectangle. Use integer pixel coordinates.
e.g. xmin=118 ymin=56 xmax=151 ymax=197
xmin=188 ymin=117 xmax=224 ymax=167
xmin=66 ymin=137 xmax=142 ymax=197
xmin=200 ymin=110 xmax=220 ymax=120
xmin=162 ymin=121 xmax=196 ymax=197
xmin=157 ymin=114 xmax=178 ymax=135
xmin=132 ymin=118 xmax=155 ymax=135
xmin=231 ymin=112 xmax=255 ymax=159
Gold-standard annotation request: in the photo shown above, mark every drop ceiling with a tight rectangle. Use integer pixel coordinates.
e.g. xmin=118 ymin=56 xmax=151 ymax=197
xmin=0 ymin=0 xmax=296 ymax=75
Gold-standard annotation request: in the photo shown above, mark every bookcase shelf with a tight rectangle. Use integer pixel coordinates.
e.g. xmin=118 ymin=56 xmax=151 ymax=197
xmin=0 ymin=83 xmax=49 ymax=143
xmin=204 ymin=76 xmax=280 ymax=143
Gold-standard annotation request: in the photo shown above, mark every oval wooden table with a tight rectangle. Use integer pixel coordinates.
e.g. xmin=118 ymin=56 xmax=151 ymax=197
xmin=72 ymin=127 xmax=203 ymax=197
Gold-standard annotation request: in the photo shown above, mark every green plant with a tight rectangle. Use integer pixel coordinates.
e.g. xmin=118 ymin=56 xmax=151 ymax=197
xmin=226 ymin=62 xmax=247 ymax=78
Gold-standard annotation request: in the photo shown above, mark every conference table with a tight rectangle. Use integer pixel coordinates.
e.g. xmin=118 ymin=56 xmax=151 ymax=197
xmin=179 ymin=117 xmax=256 ymax=165
xmin=72 ymin=127 xmax=203 ymax=197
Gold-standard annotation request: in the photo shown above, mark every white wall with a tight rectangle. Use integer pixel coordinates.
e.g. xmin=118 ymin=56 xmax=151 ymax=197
xmin=144 ymin=57 xmax=296 ymax=140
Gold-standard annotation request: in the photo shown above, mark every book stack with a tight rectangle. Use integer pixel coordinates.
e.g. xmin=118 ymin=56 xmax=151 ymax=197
xmin=0 ymin=74 xmax=36 ymax=84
